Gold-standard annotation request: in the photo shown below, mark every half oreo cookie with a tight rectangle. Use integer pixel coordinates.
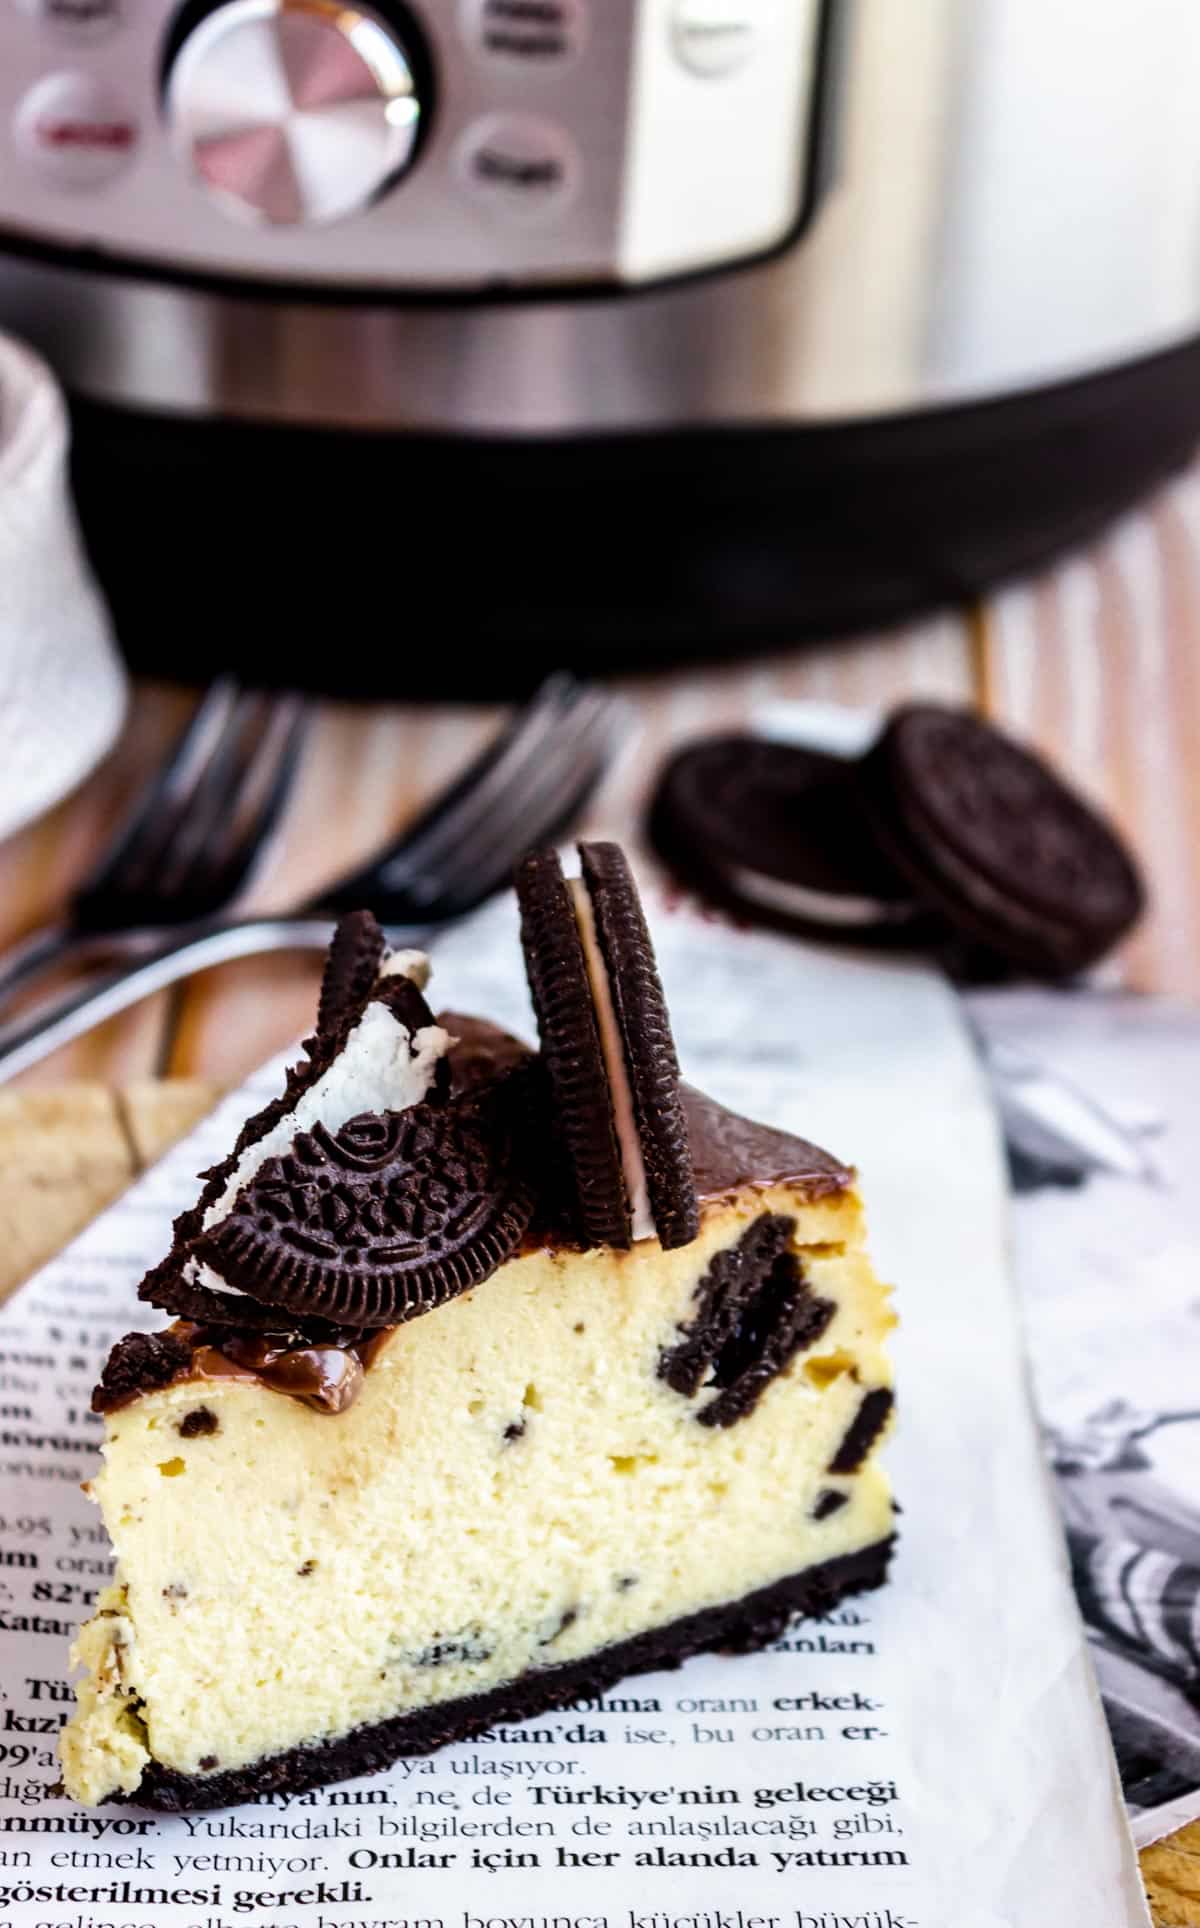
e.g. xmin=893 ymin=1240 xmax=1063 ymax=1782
xmin=515 ymin=842 xmax=699 ymax=1252
xmin=650 ymin=735 xmax=924 ymax=941
xmin=142 ymin=917 xmax=462 ymax=1328
xmin=859 ymin=705 xmax=1145 ymax=977
xmin=191 ymin=1069 xmax=541 ymax=1328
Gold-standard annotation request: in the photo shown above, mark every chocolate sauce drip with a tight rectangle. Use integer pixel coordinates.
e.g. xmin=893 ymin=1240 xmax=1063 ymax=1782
xmin=190 ymin=1331 xmax=365 ymax=1415
xmin=95 ymin=1321 xmax=374 ymax=1415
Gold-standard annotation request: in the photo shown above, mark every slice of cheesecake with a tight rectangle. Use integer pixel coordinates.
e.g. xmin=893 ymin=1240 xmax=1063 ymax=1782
xmin=61 ymin=863 xmax=894 ymax=1811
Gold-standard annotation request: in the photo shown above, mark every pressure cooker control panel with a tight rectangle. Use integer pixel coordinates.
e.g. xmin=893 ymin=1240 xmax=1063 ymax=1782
xmin=0 ymin=0 xmax=824 ymax=288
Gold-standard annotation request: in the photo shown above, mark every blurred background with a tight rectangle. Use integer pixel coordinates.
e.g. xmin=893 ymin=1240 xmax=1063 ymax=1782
xmin=0 ymin=0 xmax=1198 ymax=1090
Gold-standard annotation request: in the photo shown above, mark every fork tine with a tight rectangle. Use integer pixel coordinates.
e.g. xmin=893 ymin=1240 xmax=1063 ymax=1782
xmin=390 ymin=678 xmax=594 ymax=887
xmin=380 ymin=673 xmax=579 ymax=879
xmin=76 ymin=677 xmax=242 ymax=910
xmin=430 ymin=690 xmax=628 ymax=913
xmin=172 ymin=694 xmax=309 ymax=910
xmin=316 ymin=673 xmax=581 ymax=913
xmin=382 ymin=686 xmax=616 ymax=913
xmin=439 ymin=716 xmax=624 ymax=913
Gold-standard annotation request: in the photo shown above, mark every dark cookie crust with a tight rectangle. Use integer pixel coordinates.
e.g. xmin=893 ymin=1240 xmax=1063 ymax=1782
xmin=579 ymin=842 xmax=699 ymax=1250
xmin=317 ymin=910 xmax=386 ymax=1037
xmin=658 ymin=1213 xmax=835 ymax=1427
xmin=861 ymin=705 xmax=1144 ymax=976
xmin=127 ymin=1538 xmax=894 ymax=1811
xmin=515 ymin=848 xmax=630 ymax=1249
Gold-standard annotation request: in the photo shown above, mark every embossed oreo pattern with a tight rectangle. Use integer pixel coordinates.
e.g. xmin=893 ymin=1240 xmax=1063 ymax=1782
xmin=141 ymin=972 xmax=445 ymax=1328
xmin=863 ymin=705 xmax=1144 ymax=975
xmin=193 ymin=1071 xmax=540 ymax=1326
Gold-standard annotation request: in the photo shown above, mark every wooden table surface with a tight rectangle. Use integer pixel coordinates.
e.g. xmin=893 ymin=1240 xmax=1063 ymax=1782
xmin=1 ymin=464 xmax=1199 ymax=1920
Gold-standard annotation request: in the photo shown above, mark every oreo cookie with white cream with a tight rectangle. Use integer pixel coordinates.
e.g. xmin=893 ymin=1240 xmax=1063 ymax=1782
xmin=515 ymin=843 xmax=699 ymax=1251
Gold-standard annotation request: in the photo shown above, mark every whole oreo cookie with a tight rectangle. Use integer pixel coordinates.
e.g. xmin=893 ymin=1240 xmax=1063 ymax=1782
xmin=860 ymin=705 xmax=1145 ymax=976
xmin=515 ymin=844 xmax=698 ymax=1251
xmin=579 ymin=842 xmax=698 ymax=1250
xmin=650 ymin=735 xmax=923 ymax=940
xmin=189 ymin=1069 xmax=541 ymax=1328
xmin=516 ymin=848 xmax=629 ymax=1249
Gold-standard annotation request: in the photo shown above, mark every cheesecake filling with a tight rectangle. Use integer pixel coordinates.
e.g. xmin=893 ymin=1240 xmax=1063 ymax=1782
xmin=62 ymin=1180 xmax=893 ymax=1806
xmin=568 ymin=876 xmax=655 ymax=1241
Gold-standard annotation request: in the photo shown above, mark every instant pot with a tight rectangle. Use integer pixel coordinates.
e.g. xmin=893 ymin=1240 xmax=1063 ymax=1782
xmin=2 ymin=0 xmax=1200 ymax=687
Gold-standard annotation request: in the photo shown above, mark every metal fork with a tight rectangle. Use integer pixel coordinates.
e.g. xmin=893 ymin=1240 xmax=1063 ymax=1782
xmin=0 ymin=674 xmax=626 ymax=1082
xmin=0 ymin=677 xmax=309 ymax=1010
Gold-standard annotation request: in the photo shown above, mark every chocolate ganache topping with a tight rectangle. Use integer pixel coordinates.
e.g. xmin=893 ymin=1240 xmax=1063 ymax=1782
xmin=444 ymin=1019 xmax=851 ymax=1204
xmin=681 ymin=1086 xmax=852 ymax=1203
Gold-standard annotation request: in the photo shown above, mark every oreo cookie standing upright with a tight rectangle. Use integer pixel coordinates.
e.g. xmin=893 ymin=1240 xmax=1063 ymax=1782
xmin=515 ymin=844 xmax=699 ymax=1252
xmin=859 ymin=705 xmax=1145 ymax=976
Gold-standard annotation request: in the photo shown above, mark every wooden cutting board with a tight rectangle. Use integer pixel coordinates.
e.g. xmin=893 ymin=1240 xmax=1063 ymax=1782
xmin=0 ymin=1078 xmax=1194 ymax=1926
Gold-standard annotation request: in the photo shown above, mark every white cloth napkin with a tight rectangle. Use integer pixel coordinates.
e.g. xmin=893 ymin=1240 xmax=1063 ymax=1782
xmin=0 ymin=332 xmax=126 ymax=843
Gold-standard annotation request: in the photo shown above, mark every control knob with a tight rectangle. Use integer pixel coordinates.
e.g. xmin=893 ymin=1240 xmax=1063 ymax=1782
xmin=164 ymin=0 xmax=424 ymax=225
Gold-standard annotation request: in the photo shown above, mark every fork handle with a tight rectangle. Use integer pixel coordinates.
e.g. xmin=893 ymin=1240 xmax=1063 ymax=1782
xmin=0 ymin=915 xmax=431 ymax=1084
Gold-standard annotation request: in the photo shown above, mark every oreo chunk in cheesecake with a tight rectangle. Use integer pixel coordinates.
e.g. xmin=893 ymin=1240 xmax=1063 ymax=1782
xmin=515 ymin=842 xmax=699 ymax=1250
xmin=141 ymin=912 xmax=535 ymax=1331
xmin=62 ymin=866 xmax=895 ymax=1812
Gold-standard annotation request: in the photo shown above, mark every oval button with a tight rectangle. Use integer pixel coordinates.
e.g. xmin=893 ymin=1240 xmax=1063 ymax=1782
xmin=14 ymin=72 xmax=138 ymax=189
xmin=460 ymin=0 xmax=587 ymax=67
xmin=455 ymin=113 xmax=579 ymax=219
xmin=671 ymin=0 xmax=759 ymax=77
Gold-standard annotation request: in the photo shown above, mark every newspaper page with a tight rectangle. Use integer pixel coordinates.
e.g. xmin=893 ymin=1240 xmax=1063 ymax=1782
xmin=970 ymin=985 xmax=1200 ymax=1851
xmin=0 ymin=896 xmax=1150 ymax=1927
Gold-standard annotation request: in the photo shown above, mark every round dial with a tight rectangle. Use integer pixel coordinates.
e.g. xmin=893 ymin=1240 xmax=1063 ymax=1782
xmin=164 ymin=0 xmax=424 ymax=226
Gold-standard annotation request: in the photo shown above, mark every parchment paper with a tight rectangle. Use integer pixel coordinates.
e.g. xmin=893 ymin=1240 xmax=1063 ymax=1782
xmin=0 ymin=895 xmax=1150 ymax=1927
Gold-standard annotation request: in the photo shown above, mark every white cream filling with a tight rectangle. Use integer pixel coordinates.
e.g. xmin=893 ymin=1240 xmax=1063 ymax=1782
xmin=377 ymin=947 xmax=431 ymax=988
xmin=568 ymin=877 xmax=655 ymax=1242
xmin=191 ymin=956 xmax=451 ymax=1298
xmin=728 ymin=864 xmax=909 ymax=929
